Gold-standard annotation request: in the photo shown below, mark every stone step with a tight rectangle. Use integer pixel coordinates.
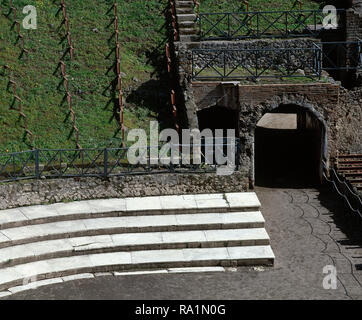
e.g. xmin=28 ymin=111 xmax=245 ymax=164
xmin=0 ymin=246 xmax=275 ymax=291
xmin=179 ymin=34 xmax=200 ymax=42
xmin=0 ymin=193 xmax=261 ymax=229
xmin=176 ymin=0 xmax=194 ymax=7
xmin=0 ymin=211 xmax=265 ymax=248
xmin=176 ymin=13 xmax=196 ymax=22
xmin=176 ymin=7 xmax=194 ymax=14
xmin=0 ymin=228 xmax=270 ymax=268
xmin=178 ymin=27 xmax=199 ymax=35
xmin=178 ymin=20 xmax=198 ymax=28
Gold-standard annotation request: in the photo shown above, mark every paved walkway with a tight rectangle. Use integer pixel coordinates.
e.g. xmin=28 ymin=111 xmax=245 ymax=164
xmin=3 ymin=186 xmax=362 ymax=300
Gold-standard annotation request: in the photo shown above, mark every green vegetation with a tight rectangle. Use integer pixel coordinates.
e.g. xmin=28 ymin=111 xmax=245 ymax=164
xmin=0 ymin=0 xmax=170 ymax=153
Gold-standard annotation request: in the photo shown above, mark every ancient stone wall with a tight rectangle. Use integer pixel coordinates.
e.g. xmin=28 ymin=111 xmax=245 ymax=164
xmin=346 ymin=8 xmax=362 ymax=41
xmin=345 ymin=8 xmax=362 ymax=83
xmin=193 ymin=82 xmax=340 ymax=155
xmin=0 ymin=172 xmax=248 ymax=210
xmin=337 ymin=87 xmax=362 ymax=153
xmin=191 ymin=81 xmax=361 ymax=185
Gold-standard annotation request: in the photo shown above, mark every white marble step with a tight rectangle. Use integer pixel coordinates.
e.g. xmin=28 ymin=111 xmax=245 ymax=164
xmin=0 ymin=228 xmax=270 ymax=268
xmin=0 ymin=192 xmax=261 ymax=229
xmin=0 ymin=246 xmax=275 ymax=290
xmin=0 ymin=211 xmax=265 ymax=248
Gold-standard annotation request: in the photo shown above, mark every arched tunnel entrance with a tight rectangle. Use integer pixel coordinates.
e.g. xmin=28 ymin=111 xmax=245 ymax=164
xmin=255 ymin=104 xmax=326 ymax=187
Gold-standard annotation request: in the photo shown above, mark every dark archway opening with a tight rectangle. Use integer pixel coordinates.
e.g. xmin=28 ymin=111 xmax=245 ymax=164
xmin=197 ymin=106 xmax=240 ymax=164
xmin=255 ymin=104 xmax=325 ymax=188
xmin=197 ymin=106 xmax=239 ymax=136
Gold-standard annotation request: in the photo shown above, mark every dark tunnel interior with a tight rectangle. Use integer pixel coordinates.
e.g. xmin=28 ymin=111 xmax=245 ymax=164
xmin=197 ymin=106 xmax=239 ymax=136
xmin=196 ymin=106 xmax=239 ymax=164
xmin=196 ymin=104 xmax=324 ymax=188
xmin=255 ymin=104 xmax=325 ymax=188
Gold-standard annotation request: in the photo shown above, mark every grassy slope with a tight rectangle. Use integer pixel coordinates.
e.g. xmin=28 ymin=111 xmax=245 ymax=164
xmin=0 ymin=0 xmax=168 ymax=152
xmin=0 ymin=0 xmax=321 ymax=153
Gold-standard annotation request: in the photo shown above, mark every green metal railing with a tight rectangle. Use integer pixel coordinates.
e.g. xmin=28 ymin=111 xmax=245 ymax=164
xmin=198 ymin=9 xmax=345 ymax=40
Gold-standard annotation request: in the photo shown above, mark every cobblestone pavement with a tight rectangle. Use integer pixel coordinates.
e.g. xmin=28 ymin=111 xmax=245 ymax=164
xmin=3 ymin=186 xmax=362 ymax=300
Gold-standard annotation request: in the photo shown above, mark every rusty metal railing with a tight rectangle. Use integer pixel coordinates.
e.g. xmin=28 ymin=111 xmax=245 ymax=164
xmin=8 ymin=0 xmax=29 ymax=57
xmin=165 ymin=43 xmax=179 ymax=132
xmin=3 ymin=65 xmax=34 ymax=146
xmin=58 ymin=1 xmax=80 ymax=149
xmin=113 ymin=2 xmax=125 ymax=148
xmin=59 ymin=62 xmax=81 ymax=150
xmin=60 ymin=0 xmax=74 ymax=60
xmin=3 ymin=2 xmax=33 ymax=146
xmin=169 ymin=0 xmax=179 ymax=41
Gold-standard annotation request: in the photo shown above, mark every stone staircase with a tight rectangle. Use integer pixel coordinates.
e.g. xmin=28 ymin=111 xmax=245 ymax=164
xmin=175 ymin=0 xmax=199 ymax=42
xmin=0 ymin=193 xmax=274 ymax=295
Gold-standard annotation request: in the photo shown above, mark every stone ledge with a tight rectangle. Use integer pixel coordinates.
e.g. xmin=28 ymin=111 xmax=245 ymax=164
xmin=0 ymin=172 xmax=248 ymax=210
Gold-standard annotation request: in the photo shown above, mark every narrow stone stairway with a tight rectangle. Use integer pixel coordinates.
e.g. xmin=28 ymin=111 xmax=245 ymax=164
xmin=175 ymin=0 xmax=199 ymax=42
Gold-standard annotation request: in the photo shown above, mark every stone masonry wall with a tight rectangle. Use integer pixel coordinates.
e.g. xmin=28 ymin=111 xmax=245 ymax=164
xmin=0 ymin=172 xmax=248 ymax=210
xmin=191 ymin=82 xmax=362 ymax=184
xmin=175 ymin=38 xmax=325 ymax=129
xmin=346 ymin=8 xmax=362 ymax=41
xmin=192 ymin=81 xmax=341 ymax=157
xmin=345 ymin=8 xmax=362 ymax=82
xmin=337 ymin=87 xmax=362 ymax=153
